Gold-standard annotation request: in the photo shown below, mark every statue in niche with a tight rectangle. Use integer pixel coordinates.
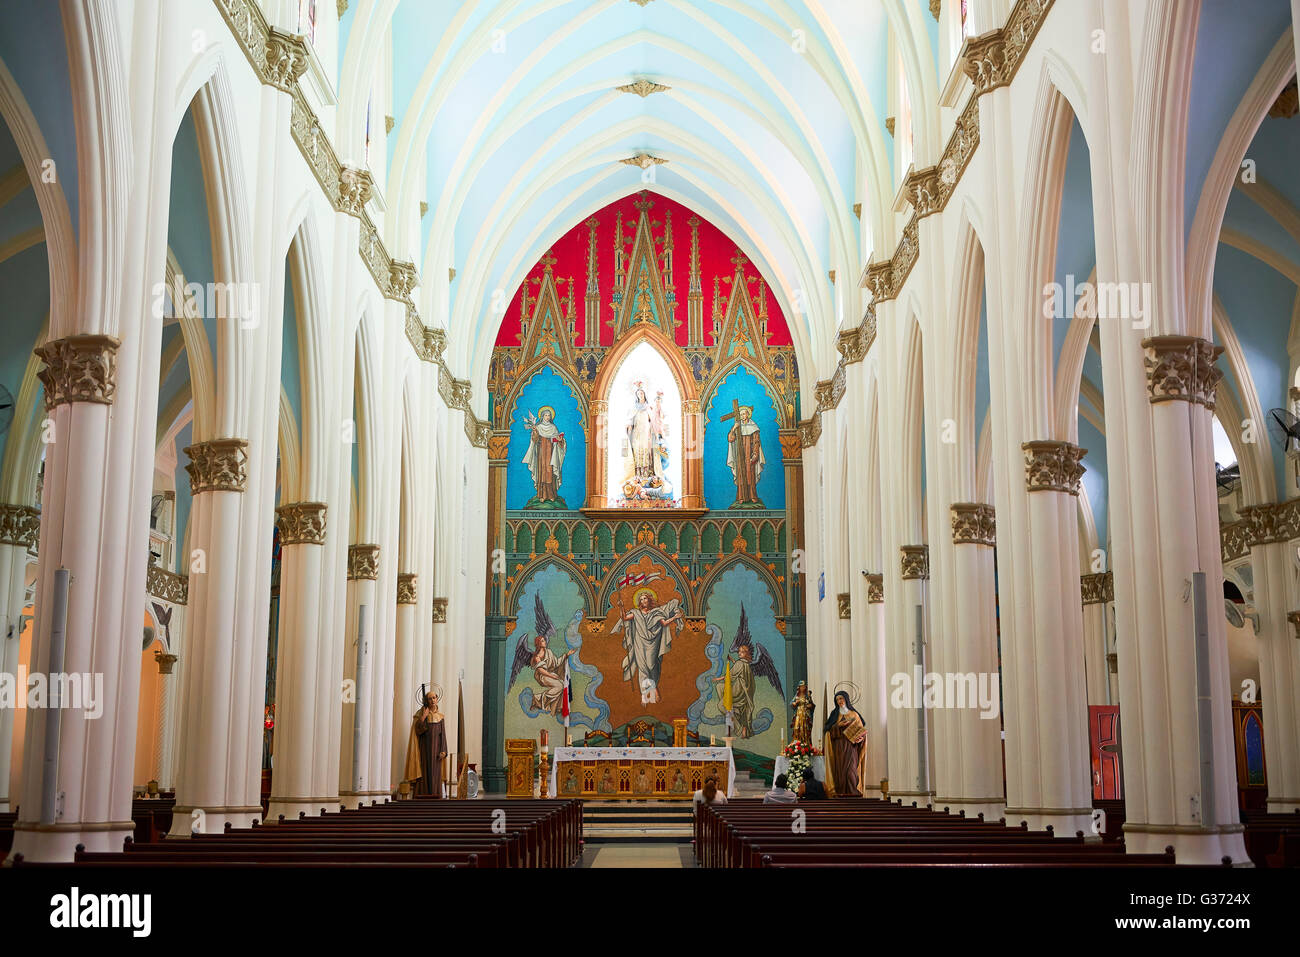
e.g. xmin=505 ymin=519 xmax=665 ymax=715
xmin=521 ymin=405 xmax=567 ymax=509
xmin=620 ymin=383 xmax=674 ymax=504
xmin=723 ymin=400 xmax=765 ymax=508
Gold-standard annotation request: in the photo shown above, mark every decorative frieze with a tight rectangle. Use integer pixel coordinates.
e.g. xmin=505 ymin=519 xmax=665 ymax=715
xmin=35 ymin=334 xmax=120 ymax=409
xmin=836 ymin=309 xmax=877 ymax=363
xmin=1220 ymin=519 xmax=1253 ymax=563
xmin=865 ymin=573 xmax=884 ymax=604
xmin=397 ymin=573 xmax=418 ymax=605
xmin=796 ymin=414 xmax=822 ymax=449
xmin=1022 ymin=440 xmax=1086 ymax=495
xmin=960 ymin=0 xmax=1051 ymax=95
xmin=0 ymin=504 xmax=40 ymax=549
xmin=900 ymin=545 xmax=930 ymax=580
xmin=432 ymin=598 xmax=448 ymax=624
xmin=837 ymin=593 xmax=851 ymax=619
xmin=1239 ymin=501 xmax=1300 ymax=548
xmin=950 ymin=503 xmax=995 ymax=546
xmin=337 ymin=166 xmax=374 ymax=216
xmin=184 ymin=438 xmax=249 ymax=494
xmin=1141 ymin=336 xmax=1223 ymax=409
xmin=275 ymin=502 xmax=327 ymax=545
xmin=147 ymin=566 xmax=189 ymax=606
xmin=347 ymin=544 xmax=380 ymax=580
xmin=1081 ymin=571 xmax=1114 ymax=605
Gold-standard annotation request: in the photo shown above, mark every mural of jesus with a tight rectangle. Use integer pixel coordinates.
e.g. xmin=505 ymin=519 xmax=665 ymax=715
xmin=615 ymin=589 xmax=684 ymax=704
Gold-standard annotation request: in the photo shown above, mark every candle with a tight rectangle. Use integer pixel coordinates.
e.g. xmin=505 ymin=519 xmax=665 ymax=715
xmin=710 ymin=734 xmax=715 ymax=746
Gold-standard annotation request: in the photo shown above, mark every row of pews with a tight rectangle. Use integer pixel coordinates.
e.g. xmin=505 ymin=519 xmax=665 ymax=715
xmin=11 ymin=798 xmax=582 ymax=868
xmin=1242 ymin=808 xmax=1300 ymax=867
xmin=694 ymin=799 xmax=1181 ymax=867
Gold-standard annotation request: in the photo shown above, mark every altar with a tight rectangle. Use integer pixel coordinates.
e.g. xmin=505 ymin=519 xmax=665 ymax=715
xmin=549 ymin=746 xmax=735 ymax=800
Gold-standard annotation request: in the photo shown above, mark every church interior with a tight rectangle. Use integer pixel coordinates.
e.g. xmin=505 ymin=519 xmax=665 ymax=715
xmin=0 ymin=0 xmax=1298 ymax=921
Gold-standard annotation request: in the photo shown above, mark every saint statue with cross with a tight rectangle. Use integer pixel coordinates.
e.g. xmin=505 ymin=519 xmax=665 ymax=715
xmin=721 ymin=397 xmax=765 ymax=508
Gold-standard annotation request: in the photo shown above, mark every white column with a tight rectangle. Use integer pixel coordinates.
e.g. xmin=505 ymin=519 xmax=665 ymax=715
xmin=1081 ymin=573 xmax=1115 ymax=706
xmin=0 ymin=509 xmax=37 ymax=811
xmin=339 ymin=544 xmax=380 ymax=806
xmin=391 ymin=573 xmax=419 ymax=788
xmin=1251 ymin=539 xmax=1300 ymax=813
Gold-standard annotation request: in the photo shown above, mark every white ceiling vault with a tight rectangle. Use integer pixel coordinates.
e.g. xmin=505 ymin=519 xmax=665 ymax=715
xmin=342 ymin=0 xmax=939 ymax=386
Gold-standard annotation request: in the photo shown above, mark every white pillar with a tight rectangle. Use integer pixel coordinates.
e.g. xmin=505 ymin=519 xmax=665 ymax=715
xmin=339 ymin=545 xmax=380 ymax=806
xmin=1251 ymin=539 xmax=1300 ymax=813
xmin=0 ymin=510 xmax=37 ymax=811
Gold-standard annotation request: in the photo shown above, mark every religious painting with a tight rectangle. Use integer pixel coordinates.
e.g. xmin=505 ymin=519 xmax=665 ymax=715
xmin=506 ymin=365 xmax=585 ymax=510
xmin=704 ymin=363 xmax=784 ymax=510
xmin=605 ymin=341 xmax=682 ymax=508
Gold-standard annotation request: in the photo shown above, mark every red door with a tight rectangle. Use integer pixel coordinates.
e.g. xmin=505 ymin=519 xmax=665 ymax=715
xmin=1089 ymin=705 xmax=1122 ymax=800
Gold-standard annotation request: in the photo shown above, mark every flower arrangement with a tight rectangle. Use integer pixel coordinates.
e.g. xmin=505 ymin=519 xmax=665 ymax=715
xmin=780 ymin=740 xmax=821 ymax=790
xmin=781 ymin=740 xmax=821 ymax=759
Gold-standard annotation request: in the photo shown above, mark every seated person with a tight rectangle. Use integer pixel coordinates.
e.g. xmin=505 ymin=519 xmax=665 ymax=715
xmin=797 ymin=772 xmax=827 ymax=801
xmin=762 ymin=773 xmax=798 ymax=805
xmin=692 ymin=775 xmax=728 ymax=809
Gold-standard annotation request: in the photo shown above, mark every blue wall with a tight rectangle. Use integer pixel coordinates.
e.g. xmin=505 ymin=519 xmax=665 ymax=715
xmin=505 ymin=364 xmax=586 ymax=509
xmin=702 ymin=363 xmax=785 ymax=509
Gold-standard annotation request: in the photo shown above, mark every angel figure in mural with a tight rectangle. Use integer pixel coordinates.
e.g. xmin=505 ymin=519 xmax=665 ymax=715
xmin=724 ymin=402 xmax=765 ymax=508
xmin=508 ymin=594 xmax=577 ymax=716
xmin=614 ymin=587 xmax=684 ymax=705
xmin=711 ymin=604 xmax=783 ymax=738
xmin=522 ymin=406 xmax=567 ymax=509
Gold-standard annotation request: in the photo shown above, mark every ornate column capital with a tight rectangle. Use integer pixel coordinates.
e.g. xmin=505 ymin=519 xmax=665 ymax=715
xmin=591 ymin=399 xmax=609 ymax=415
xmin=837 ymin=593 xmax=851 ymax=619
xmin=904 ymin=165 xmax=944 ymax=218
xmin=147 ymin=565 xmax=189 ymax=605
xmin=184 ymin=438 xmax=249 ymax=494
xmin=389 ymin=260 xmax=419 ymax=301
xmin=347 ymin=544 xmax=380 ymax=580
xmin=397 ymin=573 xmax=418 ymax=605
xmin=865 ymin=260 xmax=895 ymax=303
xmin=337 ymin=166 xmax=374 ymax=216
xmin=900 ymin=545 xmax=930 ymax=580
xmin=275 ymin=502 xmax=327 ymax=545
xmin=865 ymin=573 xmax=884 ymax=603
xmin=950 ymin=502 xmax=995 ymax=546
xmin=264 ymin=28 xmax=309 ymax=91
xmin=1081 ymin=571 xmax=1114 ymax=605
xmin=35 ymin=334 xmax=121 ymax=409
xmin=431 ymin=597 xmax=448 ymax=623
xmin=1022 ymin=440 xmax=1086 ymax=495
xmin=0 ymin=504 xmax=40 ymax=549
xmin=797 ymin=414 xmax=822 ymax=449
xmin=682 ymin=398 xmax=701 ymax=415
xmin=961 ymin=32 xmax=1009 ymax=93
xmin=1141 ymin=335 xmax=1224 ymax=409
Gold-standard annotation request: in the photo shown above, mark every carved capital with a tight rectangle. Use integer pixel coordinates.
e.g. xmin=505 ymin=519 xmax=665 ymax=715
xmin=900 ymin=545 xmax=930 ymax=580
xmin=837 ymin=593 xmax=851 ymax=619
xmin=1022 ymin=440 xmax=1086 ymax=495
xmin=337 ymin=166 xmax=374 ymax=216
xmin=431 ymin=597 xmax=448 ymax=623
xmin=35 ymin=334 xmax=120 ymax=409
xmin=682 ymin=398 xmax=701 ymax=415
xmin=961 ymin=32 xmax=1009 ymax=93
xmin=184 ymin=438 xmax=249 ymax=494
xmin=347 ymin=543 xmax=380 ymax=580
xmin=1080 ymin=571 xmax=1114 ymax=605
xmin=950 ymin=502 xmax=995 ymax=546
xmin=905 ymin=165 xmax=944 ymax=218
xmin=275 ymin=502 xmax=327 ymax=545
xmin=264 ymin=28 xmax=309 ymax=91
xmin=778 ymin=430 xmax=802 ymax=461
xmin=397 ymin=573 xmax=418 ymax=605
xmin=0 ymin=504 xmax=40 ymax=549
xmin=1141 ymin=336 xmax=1223 ymax=409
xmin=797 ymin=414 xmax=822 ymax=449
xmin=865 ymin=573 xmax=884 ymax=604
xmin=147 ymin=565 xmax=189 ymax=605
xmin=591 ymin=399 xmax=609 ymax=415
xmin=865 ymin=260 xmax=894 ymax=303
xmin=1288 ymin=610 xmax=1300 ymax=640
xmin=488 ymin=431 xmax=512 ymax=460
xmin=389 ymin=260 xmax=419 ymax=301
xmin=424 ymin=327 xmax=447 ymax=362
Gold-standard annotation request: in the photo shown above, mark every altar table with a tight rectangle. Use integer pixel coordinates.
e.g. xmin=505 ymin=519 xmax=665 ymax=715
xmin=549 ymin=746 xmax=735 ymax=800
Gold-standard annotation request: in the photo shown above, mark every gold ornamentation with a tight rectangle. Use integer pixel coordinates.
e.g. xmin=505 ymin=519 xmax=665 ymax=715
xmin=885 ymin=116 xmax=895 ymax=137
xmin=621 ymin=154 xmax=668 ymax=170
xmin=264 ymin=28 xmax=309 ymax=91
xmin=397 ymin=573 xmax=417 ymax=605
xmin=35 ymin=334 xmax=120 ymax=409
xmin=338 ymin=166 xmax=374 ymax=216
xmin=1220 ymin=519 xmax=1253 ymax=563
xmin=154 ymin=649 xmax=178 ymax=675
xmin=389 ymin=260 xmax=418 ymax=301
xmin=961 ymin=0 xmax=1052 ymax=95
xmin=731 ymin=536 xmax=748 ymax=553
xmin=900 ymin=545 xmax=930 ymax=581
xmin=618 ymin=79 xmax=671 ymax=97
xmin=797 ymin=414 xmax=822 ymax=449
xmin=0 ymin=504 xmax=40 ymax=549
xmin=1141 ymin=336 xmax=1223 ymax=409
xmin=905 ymin=165 xmax=944 ymax=218
xmin=1080 ymin=572 xmax=1113 ymax=605
xmin=384 ymin=114 xmax=395 ymax=134
xmin=950 ymin=503 xmax=995 ymax=546
xmin=431 ymin=598 xmax=448 ymax=623
xmin=184 ymin=438 xmax=249 ymax=494
xmin=837 ymin=593 xmax=851 ymax=619
xmin=337 ymin=0 xmax=348 ymax=16
xmin=628 ymin=0 xmax=655 ymax=6
xmin=1022 ymin=440 xmax=1086 ymax=495
xmin=853 ymin=202 xmax=862 ymax=220
xmin=1239 ymin=502 xmax=1300 ymax=548
xmin=347 ymin=544 xmax=380 ymax=580
xmin=488 ymin=433 xmax=512 ymax=460
xmin=275 ymin=502 xmax=327 ymax=545
xmin=930 ymin=0 xmax=941 ymax=20
xmin=147 ymin=565 xmax=189 ymax=605
xmin=865 ymin=574 xmax=884 ymax=604
xmin=778 ymin=431 xmax=802 ymax=460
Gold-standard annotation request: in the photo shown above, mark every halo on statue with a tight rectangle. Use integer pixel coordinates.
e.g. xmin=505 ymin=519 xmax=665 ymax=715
xmin=833 ymin=680 xmax=861 ymax=702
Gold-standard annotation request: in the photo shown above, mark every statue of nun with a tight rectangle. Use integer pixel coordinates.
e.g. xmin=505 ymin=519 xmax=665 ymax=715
xmin=822 ymin=688 xmax=868 ymax=798
xmin=403 ymin=684 xmax=447 ymax=797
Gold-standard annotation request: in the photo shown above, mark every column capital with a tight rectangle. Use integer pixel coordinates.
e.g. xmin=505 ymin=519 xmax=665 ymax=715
xmin=264 ymin=28 xmax=309 ymax=91
xmin=864 ymin=573 xmax=884 ymax=603
xmin=900 ymin=545 xmax=930 ymax=580
xmin=347 ymin=543 xmax=380 ymax=580
xmin=337 ymin=166 xmax=374 ymax=216
xmin=1286 ymin=611 xmax=1300 ymax=639
xmin=274 ymin=502 xmax=327 ymax=545
xmin=184 ymin=438 xmax=249 ymax=494
xmin=34 ymin=334 xmax=121 ymax=410
xmin=837 ymin=593 xmax=851 ymax=619
xmin=397 ymin=573 xmax=418 ymax=604
xmin=1022 ymin=440 xmax=1086 ymax=495
xmin=1141 ymin=335 xmax=1224 ymax=409
xmin=0 ymin=504 xmax=40 ymax=549
xmin=1081 ymin=571 xmax=1114 ymax=605
xmin=431 ymin=597 xmax=448 ymax=623
xmin=950 ymin=502 xmax=996 ymax=546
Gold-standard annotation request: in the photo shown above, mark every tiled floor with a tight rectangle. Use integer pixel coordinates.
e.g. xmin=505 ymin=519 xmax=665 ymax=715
xmin=580 ymin=842 xmax=695 ymax=868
